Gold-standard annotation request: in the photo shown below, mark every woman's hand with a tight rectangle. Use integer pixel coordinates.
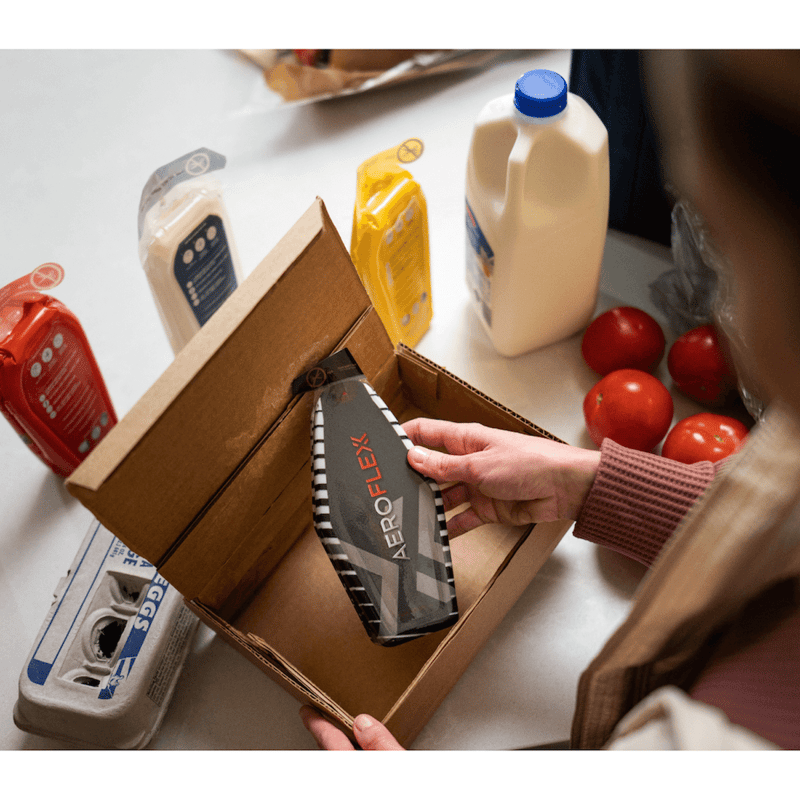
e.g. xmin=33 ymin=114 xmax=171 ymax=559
xmin=403 ymin=418 xmax=601 ymax=537
xmin=299 ymin=706 xmax=405 ymax=750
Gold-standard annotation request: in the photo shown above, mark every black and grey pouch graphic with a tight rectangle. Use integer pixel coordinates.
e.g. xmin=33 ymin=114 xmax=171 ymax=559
xmin=292 ymin=349 xmax=458 ymax=646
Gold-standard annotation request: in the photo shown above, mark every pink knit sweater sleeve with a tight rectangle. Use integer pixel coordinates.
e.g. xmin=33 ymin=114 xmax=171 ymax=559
xmin=573 ymin=438 xmax=800 ymax=749
xmin=573 ymin=438 xmax=721 ymax=566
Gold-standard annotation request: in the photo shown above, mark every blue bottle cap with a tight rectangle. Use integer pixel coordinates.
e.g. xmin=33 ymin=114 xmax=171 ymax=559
xmin=514 ymin=69 xmax=568 ymax=118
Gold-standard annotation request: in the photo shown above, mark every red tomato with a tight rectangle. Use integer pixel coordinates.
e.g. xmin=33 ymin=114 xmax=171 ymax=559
xmin=583 ymin=369 xmax=674 ymax=451
xmin=667 ymin=324 xmax=736 ymax=406
xmin=581 ymin=306 xmax=666 ymax=375
xmin=661 ymin=412 xmax=749 ymax=464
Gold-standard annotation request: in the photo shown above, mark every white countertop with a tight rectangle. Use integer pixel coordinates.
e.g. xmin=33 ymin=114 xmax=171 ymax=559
xmin=1 ymin=49 xmax=704 ymax=752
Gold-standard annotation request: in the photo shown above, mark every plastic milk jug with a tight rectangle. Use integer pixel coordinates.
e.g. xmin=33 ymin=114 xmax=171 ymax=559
xmin=465 ymin=69 xmax=610 ymax=357
xmin=138 ymin=148 xmax=243 ymax=355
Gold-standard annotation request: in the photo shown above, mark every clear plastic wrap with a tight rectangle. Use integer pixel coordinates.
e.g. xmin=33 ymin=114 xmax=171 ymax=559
xmin=350 ymin=139 xmax=432 ymax=349
xmin=248 ymin=50 xmax=509 ymax=105
xmin=137 ymin=148 xmax=243 ymax=355
xmin=650 ymin=200 xmax=766 ymax=420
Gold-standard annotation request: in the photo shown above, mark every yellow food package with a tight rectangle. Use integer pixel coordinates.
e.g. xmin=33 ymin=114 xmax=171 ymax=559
xmin=350 ymin=138 xmax=432 ymax=348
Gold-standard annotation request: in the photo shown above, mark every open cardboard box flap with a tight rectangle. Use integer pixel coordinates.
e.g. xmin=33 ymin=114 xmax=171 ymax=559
xmin=66 ymin=198 xmax=570 ymax=746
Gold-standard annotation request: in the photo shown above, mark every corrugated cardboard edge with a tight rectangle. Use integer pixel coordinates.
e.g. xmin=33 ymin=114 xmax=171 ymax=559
xmin=190 ymin=527 xmax=573 ymax=748
xmin=66 ymin=199 xmax=327 ymax=495
xmin=187 ymin=307 xmax=397 ymax=614
xmin=188 ymin=600 xmax=355 ymax=732
xmin=397 ymin=344 xmax=566 ymax=443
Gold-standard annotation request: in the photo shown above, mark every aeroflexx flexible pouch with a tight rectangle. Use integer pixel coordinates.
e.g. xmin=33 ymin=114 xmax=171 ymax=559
xmin=291 ymin=349 xmax=458 ymax=646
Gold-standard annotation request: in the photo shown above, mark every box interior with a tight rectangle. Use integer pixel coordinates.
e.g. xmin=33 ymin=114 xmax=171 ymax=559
xmin=178 ymin=337 xmax=556 ymax=723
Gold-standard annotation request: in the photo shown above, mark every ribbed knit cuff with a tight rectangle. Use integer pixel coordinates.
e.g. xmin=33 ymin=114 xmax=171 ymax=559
xmin=574 ymin=438 xmax=718 ymax=567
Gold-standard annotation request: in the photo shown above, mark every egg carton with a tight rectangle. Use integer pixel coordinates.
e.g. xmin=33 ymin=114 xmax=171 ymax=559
xmin=14 ymin=518 xmax=199 ymax=749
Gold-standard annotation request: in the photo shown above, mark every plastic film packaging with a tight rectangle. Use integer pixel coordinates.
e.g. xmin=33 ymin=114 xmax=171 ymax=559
xmin=650 ymin=200 xmax=766 ymax=420
xmin=291 ymin=349 xmax=458 ymax=646
xmin=0 ymin=264 xmax=117 ymax=477
xmin=650 ymin=200 xmax=719 ymax=334
xmin=253 ymin=49 xmax=508 ymax=105
xmin=350 ymin=139 xmax=433 ymax=349
xmin=138 ymin=147 xmax=243 ymax=355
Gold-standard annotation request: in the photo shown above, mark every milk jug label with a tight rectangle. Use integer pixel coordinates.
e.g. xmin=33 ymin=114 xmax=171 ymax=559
xmin=465 ymin=199 xmax=494 ymax=326
xmin=172 ymin=213 xmax=238 ymax=327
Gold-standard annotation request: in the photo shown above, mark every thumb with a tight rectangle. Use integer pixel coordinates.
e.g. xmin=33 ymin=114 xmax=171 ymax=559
xmin=353 ymin=714 xmax=405 ymax=751
xmin=408 ymin=445 xmax=473 ymax=485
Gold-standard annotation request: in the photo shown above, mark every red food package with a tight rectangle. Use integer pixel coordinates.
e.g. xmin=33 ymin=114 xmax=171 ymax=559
xmin=0 ymin=265 xmax=117 ymax=477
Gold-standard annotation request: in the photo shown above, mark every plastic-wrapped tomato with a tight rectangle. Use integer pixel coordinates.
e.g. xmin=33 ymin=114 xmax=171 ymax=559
xmin=667 ymin=324 xmax=736 ymax=406
xmin=661 ymin=412 xmax=749 ymax=464
xmin=583 ymin=369 xmax=674 ymax=452
xmin=581 ymin=306 xmax=666 ymax=375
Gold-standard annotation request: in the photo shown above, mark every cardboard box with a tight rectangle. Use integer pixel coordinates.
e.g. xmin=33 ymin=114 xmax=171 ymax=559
xmin=66 ymin=199 xmax=571 ymax=747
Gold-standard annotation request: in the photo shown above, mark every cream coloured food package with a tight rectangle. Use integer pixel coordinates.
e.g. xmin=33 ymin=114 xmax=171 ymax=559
xmin=138 ymin=148 xmax=243 ymax=355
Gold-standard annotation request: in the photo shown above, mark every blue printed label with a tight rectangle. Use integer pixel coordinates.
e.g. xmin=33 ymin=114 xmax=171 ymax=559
xmin=465 ymin=199 xmax=494 ymax=326
xmin=173 ymin=214 xmax=238 ymax=327
xmin=26 ymin=522 xmax=115 ymax=686
xmin=25 ymin=521 xmax=168 ymax=702
xmin=98 ymin=574 xmax=169 ymax=699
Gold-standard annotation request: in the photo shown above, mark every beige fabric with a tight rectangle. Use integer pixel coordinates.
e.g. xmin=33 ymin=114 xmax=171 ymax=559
xmin=607 ymin=686 xmax=778 ymax=750
xmin=571 ymin=402 xmax=800 ymax=749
